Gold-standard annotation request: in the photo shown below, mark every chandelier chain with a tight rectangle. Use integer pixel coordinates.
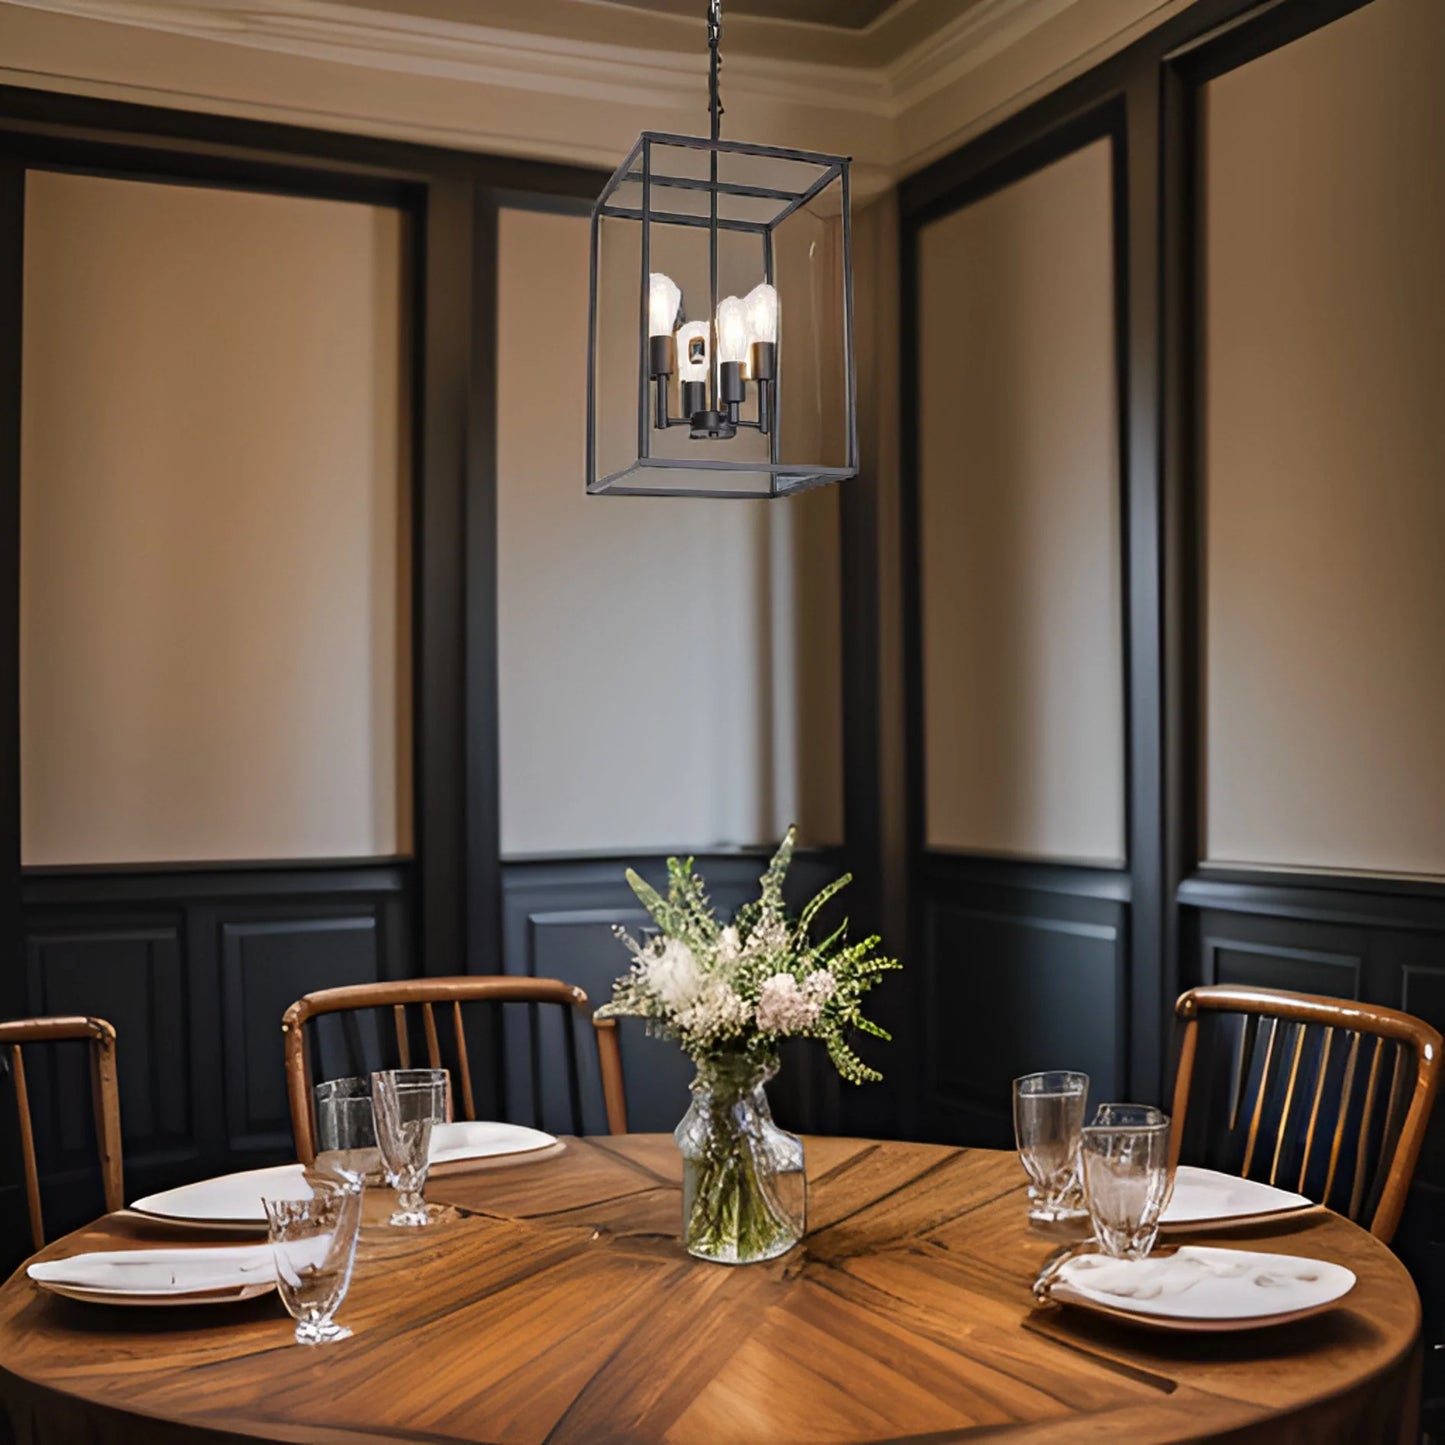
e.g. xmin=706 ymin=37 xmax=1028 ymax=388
xmin=707 ymin=0 xmax=723 ymax=143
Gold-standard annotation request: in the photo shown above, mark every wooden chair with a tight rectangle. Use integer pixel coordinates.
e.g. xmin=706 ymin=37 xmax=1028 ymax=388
xmin=1170 ymin=984 xmax=1443 ymax=1243
xmin=0 ymin=1016 xmax=124 ymax=1249
xmin=593 ymin=1018 xmax=627 ymax=1135
xmin=282 ymin=977 xmax=628 ymax=1162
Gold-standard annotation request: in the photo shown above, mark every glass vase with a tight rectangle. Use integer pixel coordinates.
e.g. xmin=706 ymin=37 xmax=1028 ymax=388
xmin=674 ymin=1054 xmax=805 ymax=1264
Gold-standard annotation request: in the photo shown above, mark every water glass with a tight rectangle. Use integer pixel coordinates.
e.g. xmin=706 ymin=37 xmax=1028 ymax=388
xmin=1013 ymin=1071 xmax=1089 ymax=1222
xmin=264 ymin=1175 xmax=363 ymax=1345
xmin=314 ymin=1077 xmax=382 ymax=1185
xmin=1081 ymin=1106 xmax=1172 ymax=1259
xmin=371 ymin=1068 xmax=449 ymax=1227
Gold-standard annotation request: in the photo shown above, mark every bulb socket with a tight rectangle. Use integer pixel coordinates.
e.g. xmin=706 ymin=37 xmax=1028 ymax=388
xmin=649 ymin=335 xmax=676 ymax=378
xmin=681 ymin=380 xmax=708 ymax=419
xmin=719 ymin=361 xmax=747 ymax=405
xmin=749 ymin=341 xmax=777 ymax=381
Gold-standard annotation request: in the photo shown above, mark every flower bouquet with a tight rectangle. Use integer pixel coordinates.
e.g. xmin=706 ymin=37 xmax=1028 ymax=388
xmin=596 ymin=827 xmax=899 ymax=1263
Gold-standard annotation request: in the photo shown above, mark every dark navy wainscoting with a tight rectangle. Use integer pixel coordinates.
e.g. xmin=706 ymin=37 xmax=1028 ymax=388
xmin=0 ymin=862 xmax=411 ymax=1264
xmin=908 ymin=855 xmax=1131 ymax=1149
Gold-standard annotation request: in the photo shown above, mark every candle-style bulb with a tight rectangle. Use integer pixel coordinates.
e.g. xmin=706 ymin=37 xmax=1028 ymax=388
xmin=743 ymin=282 xmax=779 ymax=346
xmin=648 ymin=272 xmax=682 ymax=337
xmin=715 ymin=296 xmax=750 ymax=366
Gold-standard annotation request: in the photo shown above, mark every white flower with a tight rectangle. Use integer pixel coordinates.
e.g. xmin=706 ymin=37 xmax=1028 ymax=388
xmin=718 ymin=925 xmax=741 ymax=963
xmin=746 ymin=919 xmax=790 ymax=959
xmin=642 ymin=936 xmax=702 ymax=1011
xmin=677 ymin=980 xmax=751 ymax=1042
xmin=803 ymin=969 xmax=836 ymax=1002
xmin=755 ymin=972 xmax=823 ymax=1034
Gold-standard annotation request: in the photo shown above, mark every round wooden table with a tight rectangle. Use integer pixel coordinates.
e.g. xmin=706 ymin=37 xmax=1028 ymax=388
xmin=0 ymin=1137 xmax=1422 ymax=1443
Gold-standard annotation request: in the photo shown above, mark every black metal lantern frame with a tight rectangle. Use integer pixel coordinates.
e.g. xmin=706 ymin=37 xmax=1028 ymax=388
xmin=586 ymin=3 xmax=858 ymax=498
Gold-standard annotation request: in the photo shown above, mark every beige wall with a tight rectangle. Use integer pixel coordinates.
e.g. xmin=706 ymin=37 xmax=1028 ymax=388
xmin=21 ymin=171 xmax=411 ymax=865
xmin=1202 ymin=0 xmax=1445 ymax=878
xmin=917 ymin=139 xmax=1125 ymax=865
xmin=495 ymin=207 xmax=843 ymax=857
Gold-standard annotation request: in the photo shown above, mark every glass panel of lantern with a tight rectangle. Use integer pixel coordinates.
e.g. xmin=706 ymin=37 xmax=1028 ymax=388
xmin=588 ymin=133 xmax=857 ymax=497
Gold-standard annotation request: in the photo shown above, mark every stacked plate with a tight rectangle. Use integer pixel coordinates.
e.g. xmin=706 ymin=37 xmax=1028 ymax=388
xmin=1044 ymin=1166 xmax=1348 ymax=1331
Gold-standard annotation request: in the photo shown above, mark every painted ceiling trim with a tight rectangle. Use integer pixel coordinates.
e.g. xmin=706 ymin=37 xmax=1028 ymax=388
xmin=0 ymin=0 xmax=1188 ymax=179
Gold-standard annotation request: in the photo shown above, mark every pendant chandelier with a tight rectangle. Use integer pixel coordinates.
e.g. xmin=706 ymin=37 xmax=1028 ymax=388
xmin=586 ymin=0 xmax=858 ymax=498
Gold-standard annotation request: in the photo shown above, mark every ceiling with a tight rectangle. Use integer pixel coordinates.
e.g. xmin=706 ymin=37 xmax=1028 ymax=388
xmin=603 ymin=0 xmax=902 ymax=29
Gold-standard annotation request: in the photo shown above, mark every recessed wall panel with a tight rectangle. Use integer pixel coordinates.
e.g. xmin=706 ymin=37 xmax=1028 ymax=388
xmin=20 ymin=172 xmax=412 ymax=865
xmin=917 ymin=140 xmax=1124 ymax=864
xmin=496 ymin=207 xmax=842 ymax=856
xmin=1201 ymin=0 xmax=1445 ymax=877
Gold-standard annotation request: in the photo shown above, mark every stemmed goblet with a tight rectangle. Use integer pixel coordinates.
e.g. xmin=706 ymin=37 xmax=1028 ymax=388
xmin=263 ymin=1173 xmax=363 ymax=1345
xmin=371 ymin=1068 xmax=450 ymax=1227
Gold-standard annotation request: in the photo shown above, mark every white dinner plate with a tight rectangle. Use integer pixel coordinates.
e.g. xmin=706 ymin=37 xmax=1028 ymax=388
xmin=29 ymin=1245 xmax=276 ymax=1307
xmin=130 ymin=1164 xmax=311 ymax=1231
xmin=130 ymin=1124 xmax=559 ymax=1229
xmin=1160 ymin=1165 xmax=1315 ymax=1231
xmin=428 ymin=1121 xmax=558 ymax=1167
xmin=1050 ymin=1245 xmax=1355 ymax=1332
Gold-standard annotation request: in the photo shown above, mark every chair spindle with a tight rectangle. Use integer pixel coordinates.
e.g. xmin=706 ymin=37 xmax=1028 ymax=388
xmin=562 ymin=1005 xmax=583 ymax=1136
xmin=452 ymin=1002 xmax=476 ymax=1121
xmin=394 ymin=1005 xmax=411 ymax=1070
xmin=1298 ymin=1025 xmax=1335 ymax=1193
xmin=1241 ymin=1016 xmax=1279 ymax=1177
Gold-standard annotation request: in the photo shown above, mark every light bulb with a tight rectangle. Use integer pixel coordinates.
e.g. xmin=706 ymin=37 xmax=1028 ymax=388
xmin=715 ymin=296 xmax=750 ymax=365
xmin=676 ymin=320 xmax=710 ymax=383
xmin=743 ymin=282 xmax=779 ymax=346
xmin=648 ymin=272 xmax=682 ymax=337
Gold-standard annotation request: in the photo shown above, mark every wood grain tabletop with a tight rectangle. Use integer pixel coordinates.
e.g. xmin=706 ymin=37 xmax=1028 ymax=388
xmin=0 ymin=1137 xmax=1422 ymax=1444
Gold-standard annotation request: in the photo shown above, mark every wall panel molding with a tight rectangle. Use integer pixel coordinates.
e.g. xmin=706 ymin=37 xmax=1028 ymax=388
xmin=911 ymin=854 xmax=1128 ymax=1146
xmin=3 ymin=861 xmax=412 ymax=1260
xmin=219 ymin=912 xmax=386 ymax=1153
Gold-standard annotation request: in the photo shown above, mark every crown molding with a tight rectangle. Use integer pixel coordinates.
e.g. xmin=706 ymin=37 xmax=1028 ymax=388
xmin=0 ymin=0 xmax=1180 ymax=178
xmin=1 ymin=0 xmax=894 ymax=114
xmin=0 ymin=0 xmax=1080 ymax=120
xmin=886 ymin=0 xmax=1080 ymax=109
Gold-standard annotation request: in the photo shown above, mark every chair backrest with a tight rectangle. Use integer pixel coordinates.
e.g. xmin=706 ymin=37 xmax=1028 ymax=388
xmin=1171 ymin=984 xmax=1442 ymax=1243
xmin=0 ymin=1016 xmax=124 ymax=1249
xmin=281 ymin=976 xmax=626 ymax=1162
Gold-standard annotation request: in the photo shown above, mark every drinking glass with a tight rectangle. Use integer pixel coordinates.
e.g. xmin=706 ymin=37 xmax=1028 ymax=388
xmin=1080 ymin=1107 xmax=1172 ymax=1259
xmin=1091 ymin=1102 xmax=1168 ymax=1129
xmin=314 ymin=1077 xmax=382 ymax=1186
xmin=264 ymin=1175 xmax=363 ymax=1345
xmin=371 ymin=1068 xmax=449 ymax=1227
xmin=1013 ymin=1071 xmax=1089 ymax=1222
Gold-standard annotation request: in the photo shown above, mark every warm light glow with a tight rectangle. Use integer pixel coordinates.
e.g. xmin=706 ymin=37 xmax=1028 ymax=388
xmin=743 ymin=282 xmax=779 ymax=347
xmin=715 ymin=296 xmax=750 ymax=365
xmin=648 ymin=272 xmax=682 ymax=337
xmin=676 ymin=320 xmax=710 ymax=382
